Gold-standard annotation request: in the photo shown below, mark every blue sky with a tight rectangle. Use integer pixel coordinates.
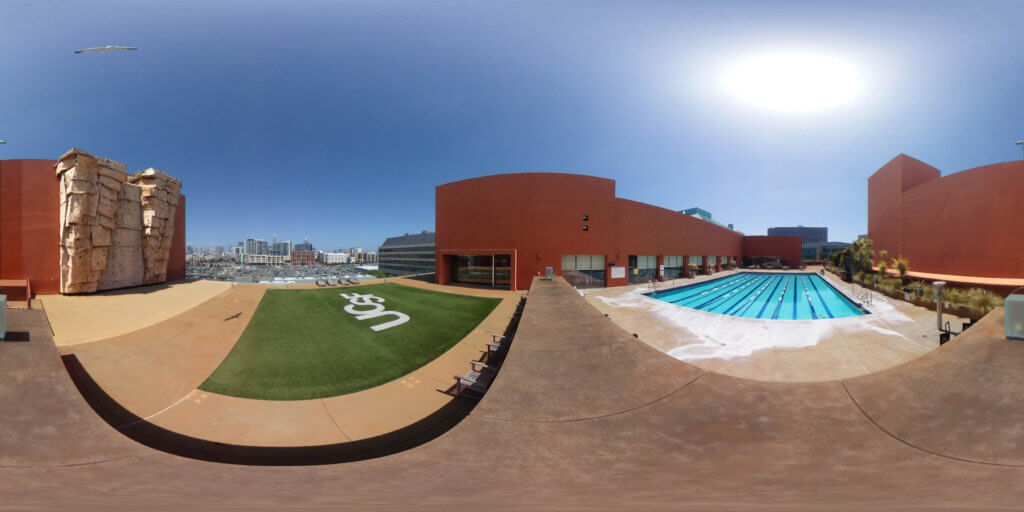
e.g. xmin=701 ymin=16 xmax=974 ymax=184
xmin=2 ymin=1 xmax=1022 ymax=249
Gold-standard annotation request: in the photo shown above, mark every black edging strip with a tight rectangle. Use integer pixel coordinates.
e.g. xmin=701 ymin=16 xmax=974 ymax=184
xmin=840 ymin=381 xmax=1024 ymax=468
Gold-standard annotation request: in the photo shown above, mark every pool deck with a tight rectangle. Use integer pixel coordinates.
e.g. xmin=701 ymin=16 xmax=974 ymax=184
xmin=586 ymin=267 xmax=969 ymax=381
xmin=3 ymin=276 xmax=1024 ymax=510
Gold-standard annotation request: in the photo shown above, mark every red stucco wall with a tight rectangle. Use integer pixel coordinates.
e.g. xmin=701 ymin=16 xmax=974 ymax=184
xmin=0 ymin=159 xmax=61 ymax=297
xmin=436 ymin=172 xmax=798 ymax=290
xmin=741 ymin=236 xmax=803 ymax=268
xmin=868 ymin=156 xmax=1024 ymax=278
xmin=167 ymin=194 xmax=186 ymax=282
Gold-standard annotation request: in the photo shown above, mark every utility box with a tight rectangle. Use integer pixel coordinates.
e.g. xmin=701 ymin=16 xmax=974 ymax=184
xmin=0 ymin=295 xmax=6 ymax=340
xmin=1007 ymin=291 xmax=1024 ymax=341
xmin=544 ymin=267 xmax=553 ymax=280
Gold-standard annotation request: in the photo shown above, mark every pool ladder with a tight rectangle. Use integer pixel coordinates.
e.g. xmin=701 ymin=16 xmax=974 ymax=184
xmin=648 ymin=279 xmax=661 ymax=293
xmin=853 ymin=284 xmax=873 ymax=306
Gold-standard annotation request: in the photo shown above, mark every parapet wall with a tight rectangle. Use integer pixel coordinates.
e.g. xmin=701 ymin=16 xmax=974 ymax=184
xmin=56 ymin=149 xmax=182 ymax=294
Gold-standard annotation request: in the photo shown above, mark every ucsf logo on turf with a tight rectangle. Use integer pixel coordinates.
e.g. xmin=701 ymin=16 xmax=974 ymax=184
xmin=339 ymin=293 xmax=410 ymax=332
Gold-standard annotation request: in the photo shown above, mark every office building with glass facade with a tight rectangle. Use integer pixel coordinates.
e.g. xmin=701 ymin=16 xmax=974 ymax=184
xmin=378 ymin=231 xmax=436 ymax=276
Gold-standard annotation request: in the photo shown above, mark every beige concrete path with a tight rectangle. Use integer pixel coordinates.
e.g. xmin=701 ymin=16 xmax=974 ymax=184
xmin=37 ymin=279 xmax=232 ymax=345
xmin=586 ymin=268 xmax=967 ymax=382
xmin=67 ymin=279 xmax=520 ymax=446
xmin=885 ymin=267 xmax=1024 ymax=288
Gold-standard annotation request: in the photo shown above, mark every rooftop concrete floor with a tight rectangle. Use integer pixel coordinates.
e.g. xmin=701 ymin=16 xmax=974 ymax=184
xmin=586 ymin=267 xmax=968 ymax=382
xmin=37 ymin=279 xmax=232 ymax=345
xmin=61 ymin=278 xmax=519 ymax=446
xmin=2 ymin=276 xmax=1024 ymax=511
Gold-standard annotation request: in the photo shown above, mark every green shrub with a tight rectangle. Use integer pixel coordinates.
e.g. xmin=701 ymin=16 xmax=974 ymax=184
xmin=967 ymin=288 xmax=1002 ymax=319
xmin=941 ymin=288 xmax=967 ymax=308
xmin=879 ymin=278 xmax=902 ymax=296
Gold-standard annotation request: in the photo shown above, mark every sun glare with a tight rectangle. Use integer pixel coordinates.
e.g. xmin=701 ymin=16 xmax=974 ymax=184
xmin=721 ymin=53 xmax=863 ymax=113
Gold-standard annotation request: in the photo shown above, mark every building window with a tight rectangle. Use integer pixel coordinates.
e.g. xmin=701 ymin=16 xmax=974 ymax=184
xmin=582 ymin=214 xmax=589 ymax=221
xmin=582 ymin=225 xmax=589 ymax=231
xmin=561 ymin=254 xmax=605 ymax=288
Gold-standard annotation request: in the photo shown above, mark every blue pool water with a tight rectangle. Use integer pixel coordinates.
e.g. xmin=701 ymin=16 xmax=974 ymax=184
xmin=649 ymin=272 xmax=866 ymax=320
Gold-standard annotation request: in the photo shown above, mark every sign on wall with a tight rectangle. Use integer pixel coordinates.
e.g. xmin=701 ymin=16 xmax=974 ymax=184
xmin=610 ymin=266 xmax=626 ymax=279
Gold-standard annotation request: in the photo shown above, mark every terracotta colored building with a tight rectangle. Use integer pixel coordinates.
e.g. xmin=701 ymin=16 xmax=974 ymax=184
xmin=290 ymin=250 xmax=316 ymax=266
xmin=868 ymin=155 xmax=1024 ymax=286
xmin=0 ymin=158 xmax=186 ymax=300
xmin=435 ymin=173 xmax=801 ymax=291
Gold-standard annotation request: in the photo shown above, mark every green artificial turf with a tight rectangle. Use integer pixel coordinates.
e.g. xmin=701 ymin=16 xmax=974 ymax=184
xmin=199 ymin=283 xmax=501 ymax=400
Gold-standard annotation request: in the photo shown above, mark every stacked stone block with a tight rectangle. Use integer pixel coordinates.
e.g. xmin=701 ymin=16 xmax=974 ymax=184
xmin=129 ymin=169 xmax=182 ymax=285
xmin=56 ymin=149 xmax=182 ymax=294
xmin=97 ymin=182 xmax=145 ymax=290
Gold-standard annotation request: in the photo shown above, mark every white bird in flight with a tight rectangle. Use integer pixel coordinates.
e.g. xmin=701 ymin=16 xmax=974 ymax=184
xmin=74 ymin=45 xmax=138 ymax=54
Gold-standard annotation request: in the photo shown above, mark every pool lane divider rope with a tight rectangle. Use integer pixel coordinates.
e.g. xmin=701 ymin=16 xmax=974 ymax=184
xmin=691 ymin=275 xmax=762 ymax=311
xmin=723 ymin=274 xmax=775 ymax=316
xmin=771 ymin=276 xmax=792 ymax=319
xmin=756 ymin=275 xmax=787 ymax=319
xmin=734 ymin=274 xmax=780 ymax=317
xmin=668 ymin=274 xmax=752 ymax=305
xmin=807 ymin=275 xmax=834 ymax=318
xmin=800 ymin=276 xmax=818 ymax=320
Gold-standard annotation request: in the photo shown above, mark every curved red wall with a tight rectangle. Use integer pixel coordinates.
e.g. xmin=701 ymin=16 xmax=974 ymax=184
xmin=869 ymin=155 xmax=1024 ymax=278
xmin=436 ymin=172 xmax=796 ymax=290
xmin=167 ymin=195 xmax=186 ymax=282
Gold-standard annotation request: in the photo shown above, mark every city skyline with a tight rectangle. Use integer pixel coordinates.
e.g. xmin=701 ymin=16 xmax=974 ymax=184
xmin=3 ymin=1 xmax=1024 ymax=246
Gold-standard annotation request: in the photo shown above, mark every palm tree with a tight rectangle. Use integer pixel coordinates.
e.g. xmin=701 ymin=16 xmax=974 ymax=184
xmin=851 ymin=238 xmax=874 ymax=275
xmin=892 ymin=256 xmax=910 ymax=280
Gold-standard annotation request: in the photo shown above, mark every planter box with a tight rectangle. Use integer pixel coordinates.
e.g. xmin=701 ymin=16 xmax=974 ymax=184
xmin=1006 ymin=293 xmax=1024 ymax=340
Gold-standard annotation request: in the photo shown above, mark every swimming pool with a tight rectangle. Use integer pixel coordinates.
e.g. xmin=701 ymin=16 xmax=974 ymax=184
xmin=648 ymin=272 xmax=866 ymax=320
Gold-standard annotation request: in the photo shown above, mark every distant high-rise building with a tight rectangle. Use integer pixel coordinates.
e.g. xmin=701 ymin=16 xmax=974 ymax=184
xmin=293 ymin=238 xmax=314 ymax=252
xmin=271 ymin=241 xmax=291 ymax=257
xmin=766 ymin=226 xmax=828 ymax=246
xmin=244 ymin=238 xmax=269 ymax=255
xmin=378 ymin=231 xmax=435 ymax=276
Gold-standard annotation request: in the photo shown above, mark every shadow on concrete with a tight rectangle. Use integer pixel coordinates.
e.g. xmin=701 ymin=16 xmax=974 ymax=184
xmin=66 ymin=278 xmax=204 ymax=297
xmin=2 ymin=331 xmax=31 ymax=342
xmin=61 ymin=353 xmax=478 ymax=466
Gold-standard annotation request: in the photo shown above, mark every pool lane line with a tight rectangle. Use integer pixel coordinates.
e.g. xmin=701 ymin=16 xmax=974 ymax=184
xmin=807 ymin=275 xmax=835 ymax=318
xmin=734 ymin=274 xmax=776 ymax=316
xmin=792 ymin=276 xmax=800 ymax=319
xmin=735 ymin=274 xmax=780 ymax=317
xmin=757 ymin=275 xmax=786 ymax=319
xmin=723 ymin=274 xmax=774 ymax=315
xmin=664 ymin=274 xmax=744 ymax=303
xmin=800 ymin=276 xmax=818 ymax=320
xmin=670 ymin=274 xmax=752 ymax=306
xmin=690 ymin=274 xmax=764 ymax=311
xmin=771 ymin=276 xmax=792 ymax=319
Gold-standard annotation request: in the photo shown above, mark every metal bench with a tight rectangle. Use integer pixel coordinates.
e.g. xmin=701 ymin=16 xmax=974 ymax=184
xmin=453 ymin=360 xmax=496 ymax=399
